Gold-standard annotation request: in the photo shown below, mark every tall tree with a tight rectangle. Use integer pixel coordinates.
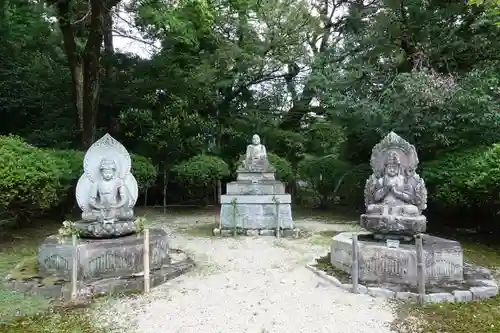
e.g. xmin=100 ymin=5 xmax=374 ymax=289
xmin=46 ymin=0 xmax=122 ymax=148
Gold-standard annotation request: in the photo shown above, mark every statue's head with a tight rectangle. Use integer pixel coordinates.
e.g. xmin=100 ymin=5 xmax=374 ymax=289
xmin=384 ymin=151 xmax=401 ymax=177
xmin=99 ymin=158 xmax=117 ymax=181
xmin=251 ymin=134 xmax=260 ymax=145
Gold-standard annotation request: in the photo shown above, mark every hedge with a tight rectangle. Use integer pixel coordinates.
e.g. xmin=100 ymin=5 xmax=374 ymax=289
xmin=0 ymin=135 xmax=157 ymax=222
xmin=421 ymin=144 xmax=500 ymax=230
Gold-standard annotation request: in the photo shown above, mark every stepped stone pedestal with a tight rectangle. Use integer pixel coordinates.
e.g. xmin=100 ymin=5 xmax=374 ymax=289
xmin=220 ymin=170 xmax=293 ymax=230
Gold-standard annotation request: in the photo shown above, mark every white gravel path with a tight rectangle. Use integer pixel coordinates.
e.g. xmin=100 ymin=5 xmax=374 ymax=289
xmin=91 ymin=211 xmax=396 ymax=333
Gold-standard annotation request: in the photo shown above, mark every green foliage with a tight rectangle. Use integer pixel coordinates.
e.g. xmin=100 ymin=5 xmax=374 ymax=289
xmin=0 ymin=136 xmax=70 ymax=218
xmin=422 ymin=144 xmax=500 ymax=228
xmin=172 ymin=154 xmax=230 ymax=185
xmin=297 ymin=155 xmax=367 ymax=207
xmin=267 ymin=153 xmax=294 ymax=183
xmin=131 ymin=154 xmax=157 ymax=190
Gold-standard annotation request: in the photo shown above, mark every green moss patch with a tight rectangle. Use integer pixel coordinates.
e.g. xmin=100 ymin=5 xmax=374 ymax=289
xmin=8 ymin=256 xmax=39 ymax=280
xmin=312 ymin=252 xmax=350 ymax=283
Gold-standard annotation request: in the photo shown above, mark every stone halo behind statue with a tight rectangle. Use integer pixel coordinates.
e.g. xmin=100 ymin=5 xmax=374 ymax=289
xmin=360 ymin=131 xmax=428 ymax=241
xmin=74 ymin=133 xmax=139 ymax=238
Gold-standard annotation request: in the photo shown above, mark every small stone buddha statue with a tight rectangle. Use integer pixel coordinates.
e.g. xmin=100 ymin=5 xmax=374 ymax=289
xmin=244 ymin=134 xmax=268 ymax=170
xmin=82 ymin=158 xmax=134 ymax=224
xmin=367 ymin=151 xmax=419 ymax=217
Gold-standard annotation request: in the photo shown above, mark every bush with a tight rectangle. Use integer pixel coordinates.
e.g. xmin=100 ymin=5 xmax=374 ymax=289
xmin=0 ymin=135 xmax=157 ymax=222
xmin=297 ymin=155 xmax=369 ymax=208
xmin=131 ymin=154 xmax=157 ymax=190
xmin=268 ymin=153 xmax=294 ymax=183
xmin=0 ymin=136 xmax=68 ymax=219
xmin=422 ymin=144 xmax=500 ymax=230
xmin=172 ymin=154 xmax=230 ymax=185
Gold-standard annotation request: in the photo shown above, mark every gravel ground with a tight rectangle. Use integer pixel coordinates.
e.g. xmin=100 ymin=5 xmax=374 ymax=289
xmin=91 ymin=210 xmax=396 ymax=333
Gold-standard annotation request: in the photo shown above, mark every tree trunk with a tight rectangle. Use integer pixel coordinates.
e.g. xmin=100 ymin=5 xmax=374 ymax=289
xmin=52 ymin=0 xmax=120 ymax=149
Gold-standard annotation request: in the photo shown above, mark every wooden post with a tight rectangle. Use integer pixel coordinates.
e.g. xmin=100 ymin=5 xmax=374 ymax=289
xmin=143 ymin=228 xmax=150 ymax=293
xmin=275 ymin=199 xmax=280 ymax=240
xmin=351 ymin=233 xmax=359 ymax=294
xmin=232 ymin=200 xmax=237 ymax=237
xmin=71 ymin=234 xmax=78 ymax=300
xmin=415 ymin=234 xmax=425 ymax=305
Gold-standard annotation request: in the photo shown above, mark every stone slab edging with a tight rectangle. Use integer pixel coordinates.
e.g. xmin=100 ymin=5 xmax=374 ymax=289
xmin=305 ymin=259 xmax=499 ymax=304
xmin=213 ymin=228 xmax=302 ymax=238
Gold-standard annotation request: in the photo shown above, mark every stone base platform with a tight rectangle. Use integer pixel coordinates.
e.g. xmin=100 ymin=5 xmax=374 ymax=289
xmin=220 ymin=194 xmax=293 ymax=229
xmin=306 ymin=257 xmax=498 ymax=303
xmin=73 ymin=219 xmax=137 ymax=238
xmin=331 ymin=231 xmax=463 ymax=286
xmin=4 ymin=249 xmax=194 ymax=302
xmin=360 ymin=214 xmax=427 ymax=240
xmin=37 ymin=229 xmax=169 ymax=281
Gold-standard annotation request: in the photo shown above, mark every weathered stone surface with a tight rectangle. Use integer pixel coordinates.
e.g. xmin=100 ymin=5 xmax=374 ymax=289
xmin=238 ymin=134 xmax=274 ymax=173
xmin=226 ymin=181 xmax=285 ymax=195
xmin=4 ymin=257 xmax=194 ymax=301
xmin=424 ymin=292 xmax=454 ymax=303
xmin=245 ymin=229 xmax=259 ymax=236
xmin=361 ymin=132 xmax=428 ymax=238
xmin=259 ymin=229 xmax=275 ymax=236
xmin=37 ymin=229 xmax=169 ymax=280
xmin=367 ymin=287 xmax=395 ymax=298
xmin=470 ymin=286 xmax=499 ymax=300
xmin=453 ymin=290 xmax=473 ymax=302
xmin=331 ymin=231 xmax=463 ymax=285
xmin=74 ymin=133 xmax=139 ymax=238
xmin=395 ymin=291 xmax=418 ymax=301
xmin=220 ymin=198 xmax=293 ymax=229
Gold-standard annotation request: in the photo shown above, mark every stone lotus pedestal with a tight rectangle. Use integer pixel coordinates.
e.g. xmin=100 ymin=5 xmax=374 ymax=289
xmin=330 ymin=231 xmax=464 ymax=286
xmin=37 ymin=229 xmax=170 ymax=281
xmin=219 ymin=169 xmax=293 ymax=231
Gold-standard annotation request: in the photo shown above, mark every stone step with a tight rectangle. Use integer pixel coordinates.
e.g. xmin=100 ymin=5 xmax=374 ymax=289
xmin=221 ymin=194 xmax=291 ymax=204
xmin=226 ymin=181 xmax=286 ymax=195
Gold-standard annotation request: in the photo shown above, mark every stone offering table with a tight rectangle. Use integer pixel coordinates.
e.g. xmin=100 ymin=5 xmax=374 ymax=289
xmin=218 ymin=134 xmax=293 ymax=235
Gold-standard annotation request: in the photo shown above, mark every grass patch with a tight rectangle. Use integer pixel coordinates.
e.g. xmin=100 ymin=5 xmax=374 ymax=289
xmin=309 ymin=232 xmax=339 ymax=246
xmin=0 ymin=309 xmax=106 ymax=333
xmin=0 ymin=222 xmax=106 ymax=332
xmin=394 ymin=239 xmax=500 ymax=333
xmin=181 ymin=222 xmax=219 ymax=237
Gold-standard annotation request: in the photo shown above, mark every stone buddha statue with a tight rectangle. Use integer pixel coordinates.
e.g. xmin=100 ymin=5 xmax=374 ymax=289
xmin=75 ymin=133 xmax=139 ymax=238
xmin=366 ymin=151 xmax=419 ymax=217
xmin=244 ymin=134 xmax=268 ymax=171
xmin=361 ymin=132 xmax=427 ymax=239
xmin=82 ymin=158 xmax=134 ymax=224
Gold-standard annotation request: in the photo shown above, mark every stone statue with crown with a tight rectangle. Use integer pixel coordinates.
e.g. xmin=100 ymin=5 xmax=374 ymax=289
xmin=360 ymin=132 xmax=428 ymax=240
xmin=74 ymin=133 xmax=139 ymax=238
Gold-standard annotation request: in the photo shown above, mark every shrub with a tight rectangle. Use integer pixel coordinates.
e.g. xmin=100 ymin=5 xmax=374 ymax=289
xmin=422 ymin=144 xmax=500 ymax=230
xmin=131 ymin=154 xmax=157 ymax=190
xmin=172 ymin=154 xmax=230 ymax=185
xmin=0 ymin=136 xmax=67 ymax=219
xmin=268 ymin=153 xmax=294 ymax=183
xmin=297 ymin=155 xmax=369 ymax=208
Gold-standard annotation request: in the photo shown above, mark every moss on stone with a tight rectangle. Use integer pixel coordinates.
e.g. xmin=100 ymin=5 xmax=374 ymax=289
xmin=9 ymin=256 xmax=39 ymax=280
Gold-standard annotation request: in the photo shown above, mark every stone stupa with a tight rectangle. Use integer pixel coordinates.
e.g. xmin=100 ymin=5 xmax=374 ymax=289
xmin=217 ymin=134 xmax=294 ymax=236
